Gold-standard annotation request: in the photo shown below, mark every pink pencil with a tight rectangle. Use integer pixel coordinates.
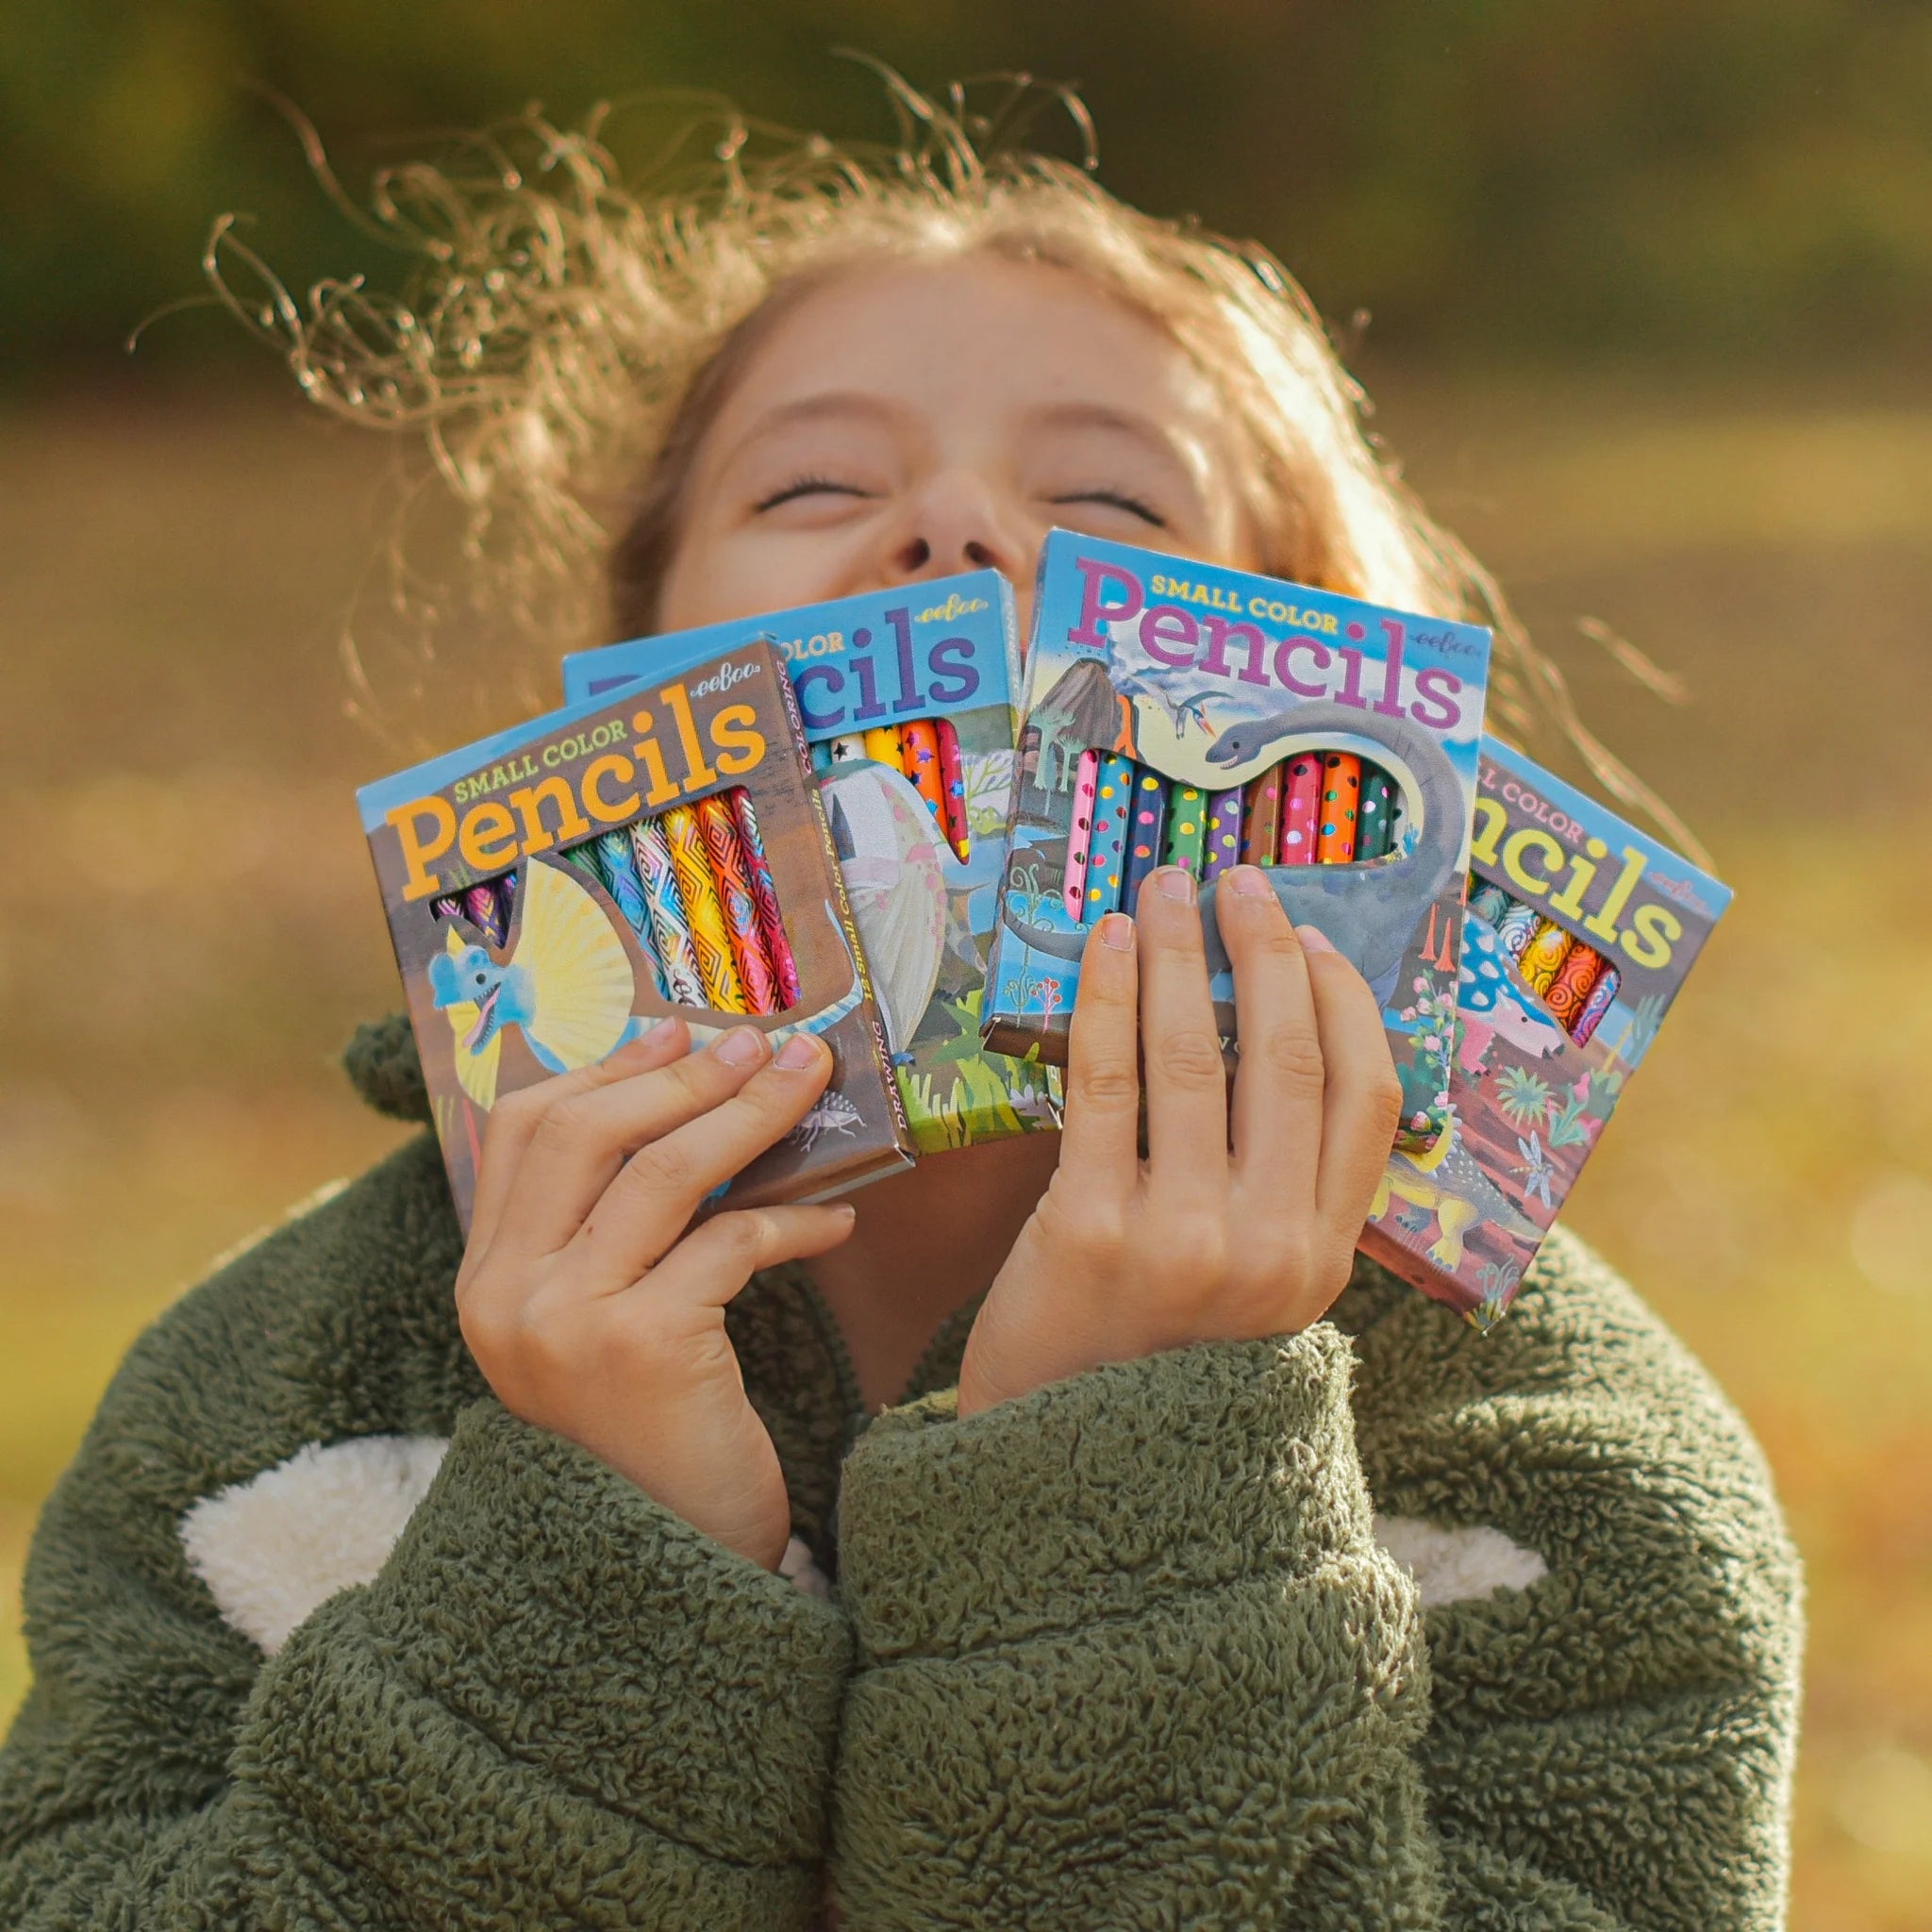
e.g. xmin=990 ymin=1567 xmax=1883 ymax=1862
xmin=1063 ymin=748 xmax=1100 ymax=920
xmin=1278 ymin=751 xmax=1323 ymax=865
xmin=934 ymin=717 xmax=971 ymax=859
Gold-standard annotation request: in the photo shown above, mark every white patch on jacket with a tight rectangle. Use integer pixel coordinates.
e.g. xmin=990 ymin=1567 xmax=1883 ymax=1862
xmin=1374 ymin=1513 xmax=1547 ymax=1605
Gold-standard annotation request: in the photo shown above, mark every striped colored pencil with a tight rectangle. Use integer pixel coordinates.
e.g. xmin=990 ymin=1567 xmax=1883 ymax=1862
xmin=1278 ymin=751 xmax=1323 ymax=865
xmin=1494 ymin=898 xmax=1540 ymax=962
xmin=1201 ymin=787 xmax=1244 ymax=887
xmin=728 ymin=789 xmax=802 ymax=1008
xmin=1161 ymin=782 xmax=1207 ymax=874
xmin=896 ymin=719 xmax=950 ymax=841
xmin=1356 ymin=763 xmax=1397 ymax=861
xmin=591 ymin=830 xmax=671 ymax=1001
xmin=1121 ymin=765 xmax=1170 ymax=915
xmin=1468 ymin=879 xmax=1512 ymax=925
xmin=431 ymin=891 xmax=463 ymax=923
xmin=1519 ymin=917 xmax=1576 ymax=996
xmin=661 ymin=804 xmax=747 ymax=1011
xmin=1082 ymin=752 xmax=1137 ymax=923
xmin=1241 ymin=763 xmax=1284 ymax=866
xmin=461 ymin=882 xmax=508 ymax=948
xmin=1316 ymin=752 xmax=1361 ymax=862
xmin=1063 ymin=748 xmax=1100 ymax=921
xmin=861 ymin=725 xmax=904 ymax=769
xmin=1569 ymin=966 xmax=1621 ymax=1044
xmin=627 ymin=817 xmax=708 ymax=1007
xmin=696 ymin=792 xmax=780 ymax=1014
xmin=1544 ymin=941 xmax=1604 ymax=1026
xmin=934 ymin=717 xmax=970 ymax=859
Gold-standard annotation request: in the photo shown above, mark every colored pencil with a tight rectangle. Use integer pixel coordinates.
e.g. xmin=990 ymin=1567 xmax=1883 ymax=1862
xmin=1316 ymin=752 xmax=1361 ymax=862
xmin=1356 ymin=763 xmax=1397 ymax=861
xmin=1519 ymin=917 xmax=1576 ymax=996
xmin=461 ymin=882 xmax=508 ymax=949
xmin=1201 ymin=787 xmax=1245 ymax=887
xmin=1493 ymin=897 xmax=1540 ymax=961
xmin=591 ymin=829 xmax=671 ymax=1001
xmin=896 ymin=719 xmax=950 ymax=841
xmin=696 ymin=792 xmax=780 ymax=1014
xmin=934 ymin=717 xmax=970 ymax=859
xmin=1121 ymin=765 xmax=1170 ymax=915
xmin=431 ymin=891 xmax=463 ymax=923
xmin=1544 ymin=941 xmax=1604 ymax=1026
xmin=1241 ymin=762 xmax=1284 ymax=866
xmin=825 ymin=733 xmax=864 ymax=765
xmin=661 ymin=804 xmax=747 ymax=1011
xmin=1468 ymin=880 xmax=1512 ymax=925
xmin=1161 ymin=782 xmax=1207 ymax=874
xmin=862 ymin=725 xmax=904 ymax=769
xmin=728 ymin=789 xmax=802 ymax=1008
xmin=1082 ymin=752 xmax=1137 ymax=923
xmin=1064 ymin=747 xmax=1100 ymax=921
xmin=628 ymin=816 xmax=708 ymax=1008
xmin=1278 ymin=751 xmax=1323 ymax=865
xmin=1569 ymin=966 xmax=1621 ymax=1044
xmin=808 ymin=741 xmax=836 ymax=775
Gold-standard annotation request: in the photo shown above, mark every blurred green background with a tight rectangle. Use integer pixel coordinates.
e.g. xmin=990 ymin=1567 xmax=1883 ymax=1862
xmin=5 ymin=5 xmax=1931 ymax=1925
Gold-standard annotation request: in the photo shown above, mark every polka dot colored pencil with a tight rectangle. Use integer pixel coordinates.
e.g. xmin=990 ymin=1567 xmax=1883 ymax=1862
xmin=934 ymin=716 xmax=971 ymax=860
xmin=1200 ymin=787 xmax=1244 ymax=887
xmin=1543 ymin=940 xmax=1604 ymax=1026
xmin=896 ymin=719 xmax=950 ymax=840
xmin=1161 ymin=782 xmax=1207 ymax=874
xmin=1568 ymin=965 xmax=1622 ymax=1045
xmin=1316 ymin=752 xmax=1360 ymax=862
xmin=695 ymin=792 xmax=780 ymax=1014
xmin=728 ymin=789 xmax=801 ymax=1008
xmin=1081 ymin=752 xmax=1137 ymax=923
xmin=1277 ymin=751 xmax=1322 ymax=865
xmin=627 ymin=818 xmax=707 ymax=1007
xmin=661 ymin=805 xmax=746 ymax=1012
xmin=1063 ymin=747 xmax=1100 ymax=921
xmin=1494 ymin=897 xmax=1540 ymax=961
xmin=1519 ymin=917 xmax=1576 ymax=996
xmin=1240 ymin=763 xmax=1284 ymax=866
xmin=1121 ymin=766 xmax=1170 ymax=914
xmin=1355 ymin=762 xmax=1397 ymax=861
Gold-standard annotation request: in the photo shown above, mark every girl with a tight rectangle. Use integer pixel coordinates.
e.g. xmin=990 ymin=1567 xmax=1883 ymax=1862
xmin=0 ymin=89 xmax=1800 ymax=1929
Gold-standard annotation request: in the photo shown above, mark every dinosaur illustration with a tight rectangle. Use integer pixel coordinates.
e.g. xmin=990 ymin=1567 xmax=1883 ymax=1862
xmin=1024 ymin=658 xmax=1135 ymax=786
xmin=427 ymin=854 xmax=865 ymax=1109
xmin=996 ymin=698 xmax=1467 ymax=1008
xmin=1369 ymin=1108 xmax=1545 ymax=1270
xmin=1455 ymin=908 xmax=1569 ymax=1071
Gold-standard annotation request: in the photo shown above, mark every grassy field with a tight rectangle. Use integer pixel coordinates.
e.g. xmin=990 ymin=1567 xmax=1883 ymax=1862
xmin=4 ymin=370 xmax=1930 ymax=1925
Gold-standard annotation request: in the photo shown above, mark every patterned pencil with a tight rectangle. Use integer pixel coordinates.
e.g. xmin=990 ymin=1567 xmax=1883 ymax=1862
xmin=728 ymin=789 xmax=802 ymax=1008
xmin=1316 ymin=752 xmax=1361 ymax=862
xmin=1121 ymin=766 xmax=1170 ymax=914
xmin=1494 ymin=898 xmax=1540 ymax=961
xmin=1543 ymin=941 xmax=1604 ymax=1026
xmin=1568 ymin=965 xmax=1621 ymax=1044
xmin=1356 ymin=763 xmax=1397 ymax=861
xmin=862 ymin=725 xmax=905 ymax=770
xmin=591 ymin=830 xmax=670 ymax=1001
xmin=1468 ymin=880 xmax=1513 ymax=925
xmin=1241 ymin=763 xmax=1284 ymax=866
xmin=1519 ymin=917 xmax=1576 ymax=996
xmin=431 ymin=891 xmax=463 ymax=923
xmin=1063 ymin=748 xmax=1101 ymax=921
xmin=934 ymin=716 xmax=970 ymax=859
xmin=661 ymin=804 xmax=747 ymax=1011
xmin=825 ymin=733 xmax=865 ymax=766
xmin=1201 ymin=787 xmax=1245 ymax=887
xmin=1081 ymin=752 xmax=1137 ymax=923
xmin=1277 ymin=751 xmax=1323 ymax=865
xmin=896 ymin=719 xmax=950 ymax=840
xmin=627 ymin=816 xmax=708 ymax=1007
xmin=808 ymin=741 xmax=836 ymax=775
xmin=696 ymin=792 xmax=780 ymax=1014
xmin=461 ymin=882 xmax=508 ymax=949
xmin=1161 ymin=782 xmax=1207 ymax=874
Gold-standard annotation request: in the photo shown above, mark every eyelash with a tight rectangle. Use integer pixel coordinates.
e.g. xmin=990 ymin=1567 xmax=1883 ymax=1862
xmin=754 ymin=475 xmax=870 ymax=512
xmin=1050 ymin=488 xmax=1166 ymax=528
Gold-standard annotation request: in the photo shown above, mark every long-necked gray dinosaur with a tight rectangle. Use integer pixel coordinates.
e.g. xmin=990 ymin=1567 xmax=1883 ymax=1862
xmin=997 ymin=697 xmax=1467 ymax=1004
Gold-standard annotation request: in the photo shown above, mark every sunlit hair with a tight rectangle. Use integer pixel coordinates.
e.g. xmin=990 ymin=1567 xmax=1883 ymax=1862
xmin=208 ymin=73 xmax=1695 ymax=855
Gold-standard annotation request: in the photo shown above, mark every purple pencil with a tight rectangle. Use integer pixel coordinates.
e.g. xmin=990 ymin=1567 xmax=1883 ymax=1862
xmin=1200 ymin=787 xmax=1244 ymax=888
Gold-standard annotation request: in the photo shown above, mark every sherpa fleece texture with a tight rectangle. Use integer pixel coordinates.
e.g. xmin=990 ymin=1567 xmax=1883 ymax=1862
xmin=0 ymin=1013 xmax=1802 ymax=1930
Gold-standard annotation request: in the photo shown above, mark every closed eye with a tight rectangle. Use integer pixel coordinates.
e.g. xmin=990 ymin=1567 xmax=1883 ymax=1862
xmin=1048 ymin=488 xmax=1166 ymax=528
xmin=754 ymin=475 xmax=875 ymax=512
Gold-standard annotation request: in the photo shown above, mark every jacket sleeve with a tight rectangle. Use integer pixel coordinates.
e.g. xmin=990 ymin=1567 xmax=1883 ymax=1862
xmin=827 ymin=1231 xmax=1801 ymax=1931
xmin=0 ymin=1162 xmax=851 ymax=1929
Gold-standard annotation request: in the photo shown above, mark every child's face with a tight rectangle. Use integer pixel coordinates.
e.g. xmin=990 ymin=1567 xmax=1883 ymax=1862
xmin=657 ymin=254 xmax=1260 ymax=634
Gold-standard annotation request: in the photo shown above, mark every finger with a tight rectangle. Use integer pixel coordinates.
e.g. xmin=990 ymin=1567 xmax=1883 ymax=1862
xmin=1222 ymin=867 xmax=1324 ymax=1207
xmin=1058 ymin=911 xmax=1141 ymax=1191
xmin=633 ymin=1201 xmax=858 ymax=1310
xmin=492 ymin=1024 xmax=780 ymax=1259
xmin=1132 ymin=866 xmax=1229 ymax=1188
xmin=577 ymin=1033 xmax=838 ymax=1275
xmin=467 ymin=1018 xmax=691 ymax=1257
xmin=1301 ymin=930 xmax=1405 ymax=1228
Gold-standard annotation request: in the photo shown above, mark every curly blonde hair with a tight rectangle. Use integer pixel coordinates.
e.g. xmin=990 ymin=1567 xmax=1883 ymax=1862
xmin=210 ymin=73 xmax=1694 ymax=856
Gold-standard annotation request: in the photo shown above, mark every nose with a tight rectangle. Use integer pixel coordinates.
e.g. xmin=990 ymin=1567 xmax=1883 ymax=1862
xmin=877 ymin=470 xmax=1026 ymax=587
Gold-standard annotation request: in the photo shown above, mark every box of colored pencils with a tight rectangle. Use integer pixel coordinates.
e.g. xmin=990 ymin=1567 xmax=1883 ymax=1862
xmin=1357 ymin=740 xmax=1731 ymax=1327
xmin=981 ymin=530 xmax=1492 ymax=1148
xmin=357 ymin=639 xmax=915 ymax=1232
xmin=561 ymin=573 xmax=1060 ymax=1153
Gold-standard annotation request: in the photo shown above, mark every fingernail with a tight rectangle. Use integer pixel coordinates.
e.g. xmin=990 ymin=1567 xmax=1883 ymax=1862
xmin=1298 ymin=925 xmax=1336 ymax=955
xmin=1153 ymin=865 xmax=1195 ymax=903
xmin=641 ymin=1016 xmax=684 ymax=1042
xmin=1226 ymin=864 xmax=1273 ymax=898
xmin=714 ymin=1026 xmax=767 ymax=1065
xmin=1099 ymin=912 xmax=1135 ymax=951
xmin=774 ymin=1033 xmax=824 ymax=1070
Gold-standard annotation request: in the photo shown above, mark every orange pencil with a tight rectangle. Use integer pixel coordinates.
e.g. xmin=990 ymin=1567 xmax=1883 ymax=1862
xmin=1316 ymin=752 xmax=1360 ymax=861
xmin=896 ymin=719 xmax=950 ymax=840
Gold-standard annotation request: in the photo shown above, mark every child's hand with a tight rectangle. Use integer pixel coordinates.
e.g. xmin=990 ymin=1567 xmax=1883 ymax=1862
xmin=455 ymin=1020 xmax=856 ymax=1572
xmin=957 ymin=864 xmax=1402 ymax=1418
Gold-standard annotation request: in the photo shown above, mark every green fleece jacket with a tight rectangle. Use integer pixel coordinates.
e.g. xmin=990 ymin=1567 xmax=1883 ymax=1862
xmin=0 ymin=1015 xmax=1801 ymax=1930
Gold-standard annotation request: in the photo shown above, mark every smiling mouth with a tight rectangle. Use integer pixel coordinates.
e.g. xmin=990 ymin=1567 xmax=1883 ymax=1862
xmin=463 ymin=982 xmax=501 ymax=1052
